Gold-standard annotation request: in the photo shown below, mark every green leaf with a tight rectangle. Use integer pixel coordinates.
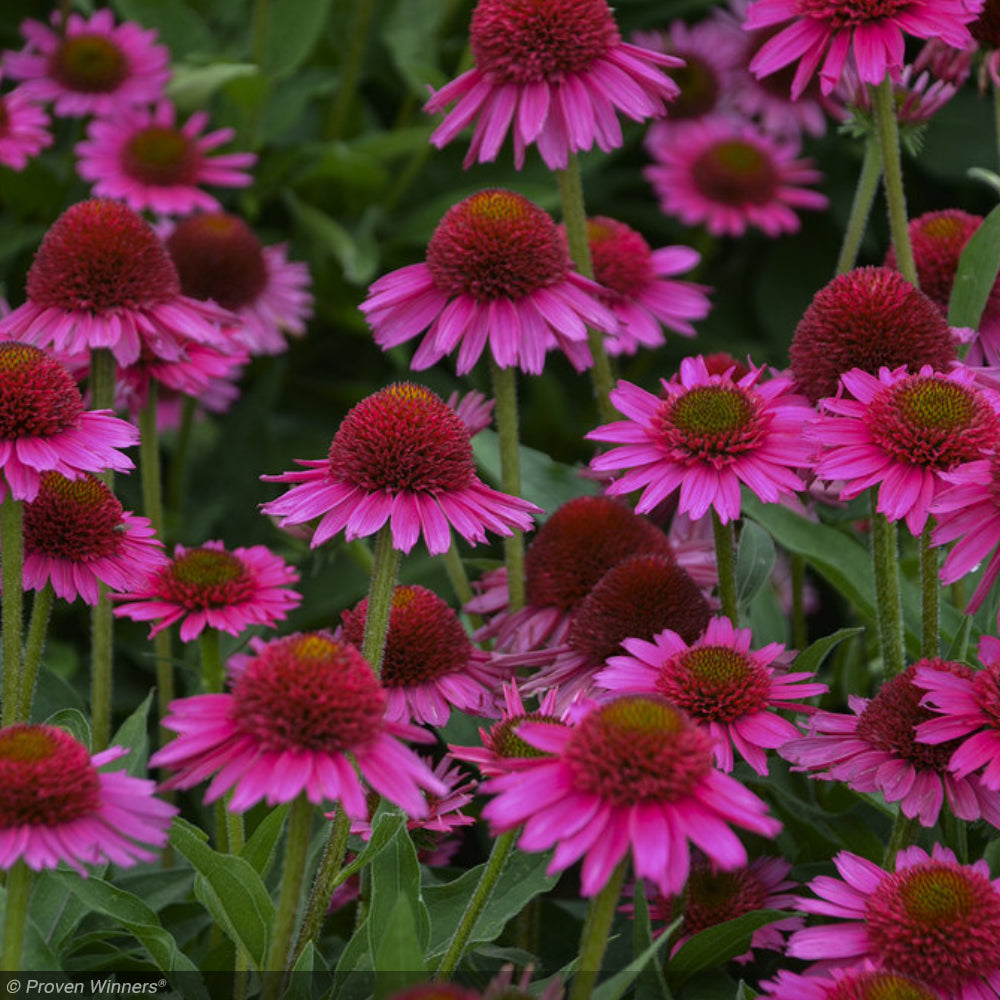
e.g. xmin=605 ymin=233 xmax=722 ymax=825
xmin=0 ymin=883 xmax=62 ymax=971
xmin=591 ymin=916 xmax=678 ymax=1000
xmin=791 ymin=627 xmax=865 ymax=675
xmin=946 ymin=615 xmax=976 ymax=663
xmin=736 ymin=982 xmax=761 ymax=1000
xmin=168 ymin=62 xmax=259 ymax=111
xmin=50 ymin=872 xmax=205 ymax=985
xmin=241 ymin=804 xmax=289 ymax=877
xmin=372 ymin=896 xmax=428 ymax=997
xmin=261 ymin=0 xmax=332 ymax=78
xmin=107 ymin=690 xmax=154 ymax=776
xmin=111 ymin=0 xmax=214 ymax=58
xmin=44 ymin=709 xmax=91 ymax=750
xmin=949 ymin=201 xmax=1000 ymax=328
xmin=632 ymin=880 xmax=674 ymax=1000
xmin=735 ymin=520 xmax=776 ymax=608
xmin=170 ymin=816 xmax=274 ymax=970
xmin=330 ymin=809 xmax=405 ymax=892
xmin=286 ymin=194 xmax=379 ymax=286
xmin=381 ymin=0 xmax=448 ymax=95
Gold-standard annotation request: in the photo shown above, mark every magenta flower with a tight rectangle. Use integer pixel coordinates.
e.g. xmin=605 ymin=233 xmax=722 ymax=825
xmin=597 ymin=616 xmax=826 ymax=774
xmin=360 ymin=189 xmax=616 ymax=376
xmin=810 ymin=365 xmax=1000 ymax=536
xmin=424 ymin=0 xmax=682 ymax=170
xmin=0 ymin=75 xmax=52 ymax=170
xmin=644 ymin=116 xmax=827 ymax=238
xmin=788 ymin=844 xmax=1000 ymax=1000
xmin=745 ymin=0 xmax=982 ymax=99
xmin=261 ymin=382 xmax=540 ymax=555
xmin=761 ymin=964 xmax=943 ymax=1000
xmin=588 ymin=356 xmax=814 ymax=525
xmin=2 ymin=9 xmax=170 ymax=118
xmin=151 ymin=632 xmax=446 ymax=814
xmin=0 ymin=343 xmax=137 ymax=502
xmin=0 ymin=724 xmax=176 ymax=874
xmin=75 ymin=100 xmax=256 ymax=217
xmin=482 ymin=694 xmax=781 ymax=897
xmin=780 ymin=661 xmax=1000 ymax=828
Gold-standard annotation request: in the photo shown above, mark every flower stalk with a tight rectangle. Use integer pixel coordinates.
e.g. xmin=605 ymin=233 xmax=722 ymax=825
xmin=491 ymin=360 xmax=525 ymax=613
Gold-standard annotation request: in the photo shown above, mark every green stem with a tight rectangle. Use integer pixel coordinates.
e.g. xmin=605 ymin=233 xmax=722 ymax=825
xmin=835 ymin=137 xmax=882 ymax=276
xmin=711 ymin=509 xmax=738 ymax=625
xmin=139 ymin=383 xmax=165 ymax=543
xmin=154 ymin=630 xmax=175 ymax=750
xmin=942 ymin=806 xmax=968 ymax=865
xmin=882 ymin=813 xmax=918 ymax=870
xmin=90 ymin=585 xmax=114 ymax=752
xmin=361 ymin=525 xmax=401 ymax=673
xmin=920 ymin=522 xmax=939 ymax=660
xmin=0 ymin=861 xmax=32 ymax=972
xmin=291 ymin=806 xmax=351 ymax=966
xmin=20 ymin=583 xmax=54 ymax=721
xmin=200 ymin=628 xmax=225 ymax=694
xmin=870 ymin=498 xmax=905 ymax=679
xmin=491 ymin=360 xmax=526 ymax=613
xmin=435 ymin=829 xmax=516 ymax=977
xmin=567 ymin=859 xmax=629 ymax=1000
xmin=167 ymin=396 xmax=197 ymax=520
xmin=790 ymin=554 xmax=808 ymax=652
xmin=263 ymin=795 xmax=314 ymax=986
xmin=871 ymin=75 xmax=917 ymax=287
xmin=556 ymin=155 xmax=616 ymax=425
xmin=1 ymin=492 xmax=24 ymax=728
xmin=251 ymin=0 xmax=270 ymax=68
xmin=89 ymin=347 xmax=117 ymax=414
xmin=441 ymin=542 xmax=483 ymax=631
xmin=994 ymin=78 xmax=1000 ymax=174
xmin=328 ymin=0 xmax=375 ymax=140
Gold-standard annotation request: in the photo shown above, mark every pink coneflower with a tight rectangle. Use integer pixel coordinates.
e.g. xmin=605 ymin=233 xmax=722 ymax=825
xmin=597 ymin=616 xmax=825 ymax=774
xmin=261 ymin=382 xmax=540 ymax=555
xmin=21 ymin=472 xmax=164 ymax=605
xmin=113 ymin=539 xmax=301 ymax=642
xmin=644 ymin=116 xmax=827 ymax=238
xmin=151 ymin=632 xmax=446 ymax=814
xmin=447 ymin=389 xmax=494 ymax=437
xmin=579 ymin=217 xmax=711 ymax=356
xmin=360 ymin=189 xmax=616 ymax=376
xmin=0 ymin=199 xmax=234 ymax=367
xmin=761 ymin=964 xmax=943 ymax=1000
xmin=809 ymin=365 xmax=1000 ymax=536
xmin=0 ymin=76 xmax=52 ymax=170
xmin=163 ymin=212 xmax=313 ymax=356
xmin=788 ymin=844 xmax=1000 ymax=1000
xmin=75 ymin=100 xmax=256 ymax=217
xmin=745 ymin=0 xmax=982 ymax=99
xmin=838 ymin=61 xmax=962 ymax=133
xmin=423 ymin=0 xmax=682 ymax=171
xmin=2 ymin=9 xmax=169 ymax=118
xmin=588 ymin=356 xmax=813 ymax=525
xmin=482 ymin=693 xmax=782 ymax=897
xmin=780 ymin=661 xmax=1000 ymax=828
xmin=789 ymin=267 xmax=958 ymax=404
xmin=913 ymin=636 xmax=1000 ymax=791
xmin=338 ymin=585 xmax=509 ymax=726
xmin=0 ymin=723 xmax=176 ymax=873
xmin=468 ymin=495 xmax=677 ymax=652
xmin=0 ymin=343 xmax=137 ymax=502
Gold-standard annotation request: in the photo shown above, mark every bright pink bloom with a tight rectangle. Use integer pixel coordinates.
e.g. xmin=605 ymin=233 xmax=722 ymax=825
xmin=21 ymin=472 xmax=164 ymax=605
xmin=482 ymin=694 xmax=781 ymax=897
xmin=113 ymin=539 xmax=301 ymax=642
xmin=261 ymin=382 xmax=540 ymax=555
xmin=598 ymin=616 xmax=826 ymax=774
xmin=914 ymin=635 xmax=1000 ymax=791
xmin=151 ymin=632 xmax=446 ymax=814
xmin=0 ymin=76 xmax=52 ymax=170
xmin=788 ymin=844 xmax=1000 ymax=1000
xmin=837 ymin=60 xmax=962 ymax=130
xmin=810 ymin=365 xmax=1000 ymax=535
xmin=424 ymin=0 xmax=682 ymax=170
xmin=75 ymin=100 xmax=256 ymax=216
xmin=2 ymin=9 xmax=170 ymax=118
xmin=0 ymin=199 xmax=234 ymax=367
xmin=644 ymin=116 xmax=827 ymax=238
xmin=0 ymin=343 xmax=137 ymax=502
xmin=0 ymin=724 xmax=176 ymax=874
xmin=745 ymin=0 xmax=982 ymax=99
xmin=762 ymin=963 xmax=943 ymax=1000
xmin=589 ymin=356 xmax=813 ymax=525
xmin=360 ymin=190 xmax=616 ymax=376
xmin=447 ymin=390 xmax=494 ymax=437
xmin=780 ymin=661 xmax=1000 ymax=828
xmin=580 ymin=217 xmax=711 ymax=356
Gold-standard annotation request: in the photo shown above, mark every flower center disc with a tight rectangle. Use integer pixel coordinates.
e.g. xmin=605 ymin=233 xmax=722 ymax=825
xmin=26 ymin=199 xmax=181 ymax=313
xmin=827 ymin=970 xmax=939 ymax=1000
xmin=691 ymin=140 xmax=779 ymax=206
xmin=165 ymin=213 xmax=268 ymax=310
xmin=524 ymin=496 xmax=674 ymax=611
xmin=0 ymin=343 xmax=84 ymax=440
xmin=486 ymin=712 xmax=563 ymax=760
xmin=656 ymin=646 xmax=771 ymax=723
xmin=565 ymin=695 xmax=713 ymax=805
xmin=123 ymin=127 xmax=200 ymax=186
xmin=684 ymin=864 xmax=768 ymax=933
xmin=426 ymin=190 xmax=568 ymax=301
xmin=666 ymin=54 xmax=720 ymax=120
xmin=798 ymin=0 xmax=909 ymax=28
xmin=972 ymin=664 xmax=1000 ymax=729
xmin=660 ymin=384 xmax=765 ymax=462
xmin=0 ymin=724 xmax=101 ymax=825
xmin=340 ymin=586 xmax=473 ymax=686
xmin=50 ymin=34 xmax=128 ymax=93
xmin=865 ymin=860 xmax=1000 ymax=989
xmin=470 ymin=0 xmax=620 ymax=84
xmin=587 ymin=218 xmax=655 ymax=301
xmin=161 ymin=548 xmax=255 ymax=609
xmin=24 ymin=472 xmax=124 ymax=561
xmin=327 ymin=383 xmax=475 ymax=494
xmin=972 ymin=0 xmax=1000 ymax=47
xmin=233 ymin=633 xmax=387 ymax=753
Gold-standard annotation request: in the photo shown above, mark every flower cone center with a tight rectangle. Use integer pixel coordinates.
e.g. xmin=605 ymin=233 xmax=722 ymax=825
xmin=656 ymin=646 xmax=771 ymax=723
xmin=666 ymin=53 xmax=720 ymax=120
xmin=587 ymin=217 xmax=655 ymax=301
xmin=161 ymin=548 xmax=255 ymax=609
xmin=684 ymin=864 xmax=768 ymax=933
xmin=50 ymin=34 xmax=128 ymax=93
xmin=660 ymin=385 xmax=765 ymax=462
xmin=123 ymin=127 xmax=200 ymax=186
xmin=487 ymin=712 xmax=563 ymax=760
xmin=972 ymin=0 xmax=1000 ymax=47
xmin=798 ymin=0 xmax=908 ymax=27
xmin=0 ymin=343 xmax=84 ymax=439
xmin=972 ymin=664 xmax=1000 ymax=729
xmin=692 ymin=140 xmax=779 ymax=206
xmin=24 ymin=472 xmax=124 ymax=562
xmin=827 ymin=970 xmax=939 ymax=1000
